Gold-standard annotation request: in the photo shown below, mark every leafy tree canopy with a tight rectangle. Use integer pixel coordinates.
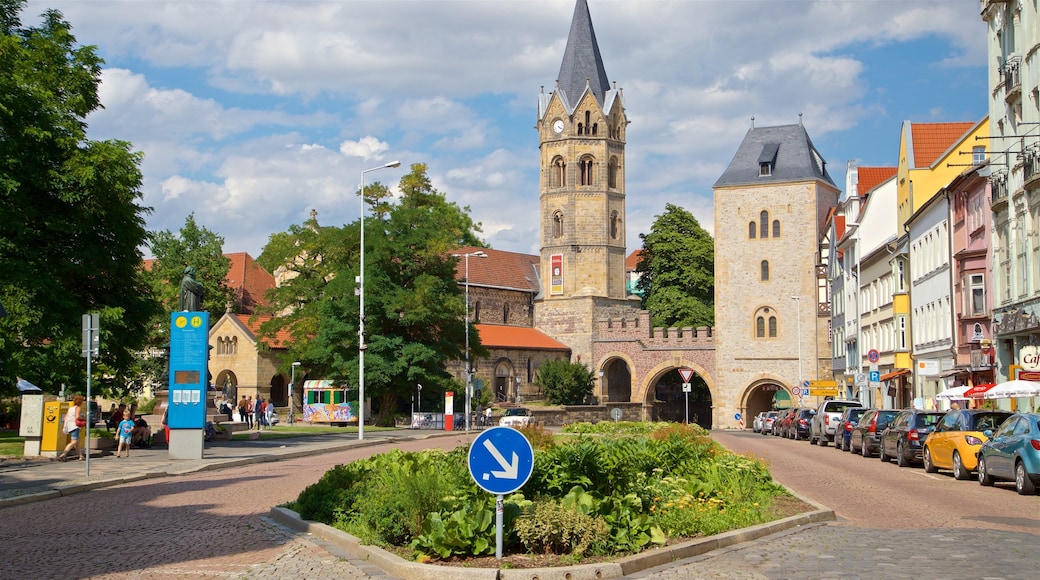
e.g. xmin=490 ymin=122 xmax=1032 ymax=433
xmin=536 ymin=359 xmax=594 ymax=405
xmin=257 ymin=163 xmax=485 ymax=424
xmin=636 ymin=203 xmax=714 ymax=328
xmin=146 ymin=213 xmax=233 ymax=319
xmin=0 ymin=0 xmax=158 ymax=396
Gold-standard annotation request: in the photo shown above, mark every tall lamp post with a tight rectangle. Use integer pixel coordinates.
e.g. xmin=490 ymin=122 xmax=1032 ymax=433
xmin=290 ymin=361 xmax=301 ymax=425
xmin=791 ymin=296 xmax=803 ymax=402
xmin=452 ymin=250 xmax=487 ymax=431
xmin=358 ymin=160 xmax=401 ymax=441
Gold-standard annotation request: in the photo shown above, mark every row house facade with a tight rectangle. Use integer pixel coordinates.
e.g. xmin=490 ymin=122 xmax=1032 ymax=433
xmin=983 ymin=0 xmax=1040 ymax=387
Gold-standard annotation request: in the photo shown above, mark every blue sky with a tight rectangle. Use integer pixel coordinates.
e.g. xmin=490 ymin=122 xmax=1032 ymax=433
xmin=23 ymin=0 xmax=988 ymax=259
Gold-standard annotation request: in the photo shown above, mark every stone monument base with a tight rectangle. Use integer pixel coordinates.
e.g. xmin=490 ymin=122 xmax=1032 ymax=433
xmin=168 ymin=429 xmax=204 ymax=460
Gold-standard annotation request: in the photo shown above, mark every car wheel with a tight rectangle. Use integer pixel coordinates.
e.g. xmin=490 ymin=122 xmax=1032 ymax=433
xmin=978 ymin=456 xmax=994 ymax=486
xmin=810 ymin=434 xmax=817 ymax=445
xmin=1016 ymin=461 xmax=1036 ymax=495
xmin=861 ymin=439 xmax=871 ymax=457
xmin=819 ymin=435 xmax=827 ymax=448
xmin=953 ymin=451 xmax=970 ymax=480
xmin=879 ymin=443 xmax=889 ymax=463
xmin=923 ymin=448 xmax=938 ymax=473
xmin=896 ymin=441 xmax=908 ymax=468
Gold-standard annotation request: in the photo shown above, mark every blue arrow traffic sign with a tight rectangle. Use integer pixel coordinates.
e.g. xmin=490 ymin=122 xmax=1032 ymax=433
xmin=468 ymin=426 xmax=535 ymax=495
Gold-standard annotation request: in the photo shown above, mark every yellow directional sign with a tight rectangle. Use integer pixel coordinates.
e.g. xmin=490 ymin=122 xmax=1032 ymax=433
xmin=810 ymin=388 xmax=839 ymax=397
xmin=809 ymin=380 xmax=837 ymax=388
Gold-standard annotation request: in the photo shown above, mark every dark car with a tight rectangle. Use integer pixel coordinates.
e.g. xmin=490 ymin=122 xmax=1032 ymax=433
xmin=849 ymin=409 xmax=899 ymax=457
xmin=879 ymin=409 xmax=945 ymax=467
xmin=789 ymin=408 xmax=816 ymax=441
xmin=836 ymin=407 xmax=869 ymax=451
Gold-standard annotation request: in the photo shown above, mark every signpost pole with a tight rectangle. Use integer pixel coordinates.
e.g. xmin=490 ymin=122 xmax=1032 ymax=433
xmin=496 ymin=494 xmax=504 ymax=558
xmin=684 ymin=389 xmax=689 ymax=425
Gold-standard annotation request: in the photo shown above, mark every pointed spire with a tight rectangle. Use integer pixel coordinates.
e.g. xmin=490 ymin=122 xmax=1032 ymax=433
xmin=557 ymin=0 xmax=610 ymax=107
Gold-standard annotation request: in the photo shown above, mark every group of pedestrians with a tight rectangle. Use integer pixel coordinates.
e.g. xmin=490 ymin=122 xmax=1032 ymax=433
xmin=58 ymin=397 xmax=152 ymax=461
xmin=234 ymin=395 xmax=275 ymax=430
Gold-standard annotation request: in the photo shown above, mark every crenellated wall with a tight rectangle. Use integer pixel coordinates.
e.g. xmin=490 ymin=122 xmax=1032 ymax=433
xmin=596 ymin=313 xmax=716 ymax=346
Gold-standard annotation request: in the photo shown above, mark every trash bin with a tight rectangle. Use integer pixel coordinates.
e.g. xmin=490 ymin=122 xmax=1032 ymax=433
xmin=41 ymin=401 xmax=71 ymax=456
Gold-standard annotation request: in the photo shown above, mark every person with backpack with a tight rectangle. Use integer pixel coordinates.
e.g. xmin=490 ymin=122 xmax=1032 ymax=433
xmin=115 ymin=412 xmax=136 ymax=458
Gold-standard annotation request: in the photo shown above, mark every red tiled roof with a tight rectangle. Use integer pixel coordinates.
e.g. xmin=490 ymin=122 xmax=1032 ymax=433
xmin=476 ymin=324 xmax=570 ymax=351
xmin=453 ymin=246 xmax=539 ymax=292
xmin=625 ymin=250 xmax=643 ymax=272
xmin=856 ymin=167 xmax=896 ymax=196
xmin=910 ymin=122 xmax=975 ymax=168
xmin=225 ymin=252 xmax=276 ymax=314
xmin=236 ymin=314 xmax=291 ymax=349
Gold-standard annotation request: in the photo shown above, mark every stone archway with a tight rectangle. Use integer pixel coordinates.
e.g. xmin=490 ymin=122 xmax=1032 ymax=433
xmin=214 ymin=370 xmax=238 ymax=402
xmin=642 ymin=365 xmax=714 ymax=429
xmin=269 ymin=373 xmax=287 ymax=407
xmin=740 ymin=379 xmax=794 ymax=425
xmin=598 ymin=356 xmax=633 ymax=403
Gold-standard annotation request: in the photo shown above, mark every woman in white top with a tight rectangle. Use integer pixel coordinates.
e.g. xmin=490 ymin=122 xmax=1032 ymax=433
xmin=59 ymin=395 xmax=86 ymax=461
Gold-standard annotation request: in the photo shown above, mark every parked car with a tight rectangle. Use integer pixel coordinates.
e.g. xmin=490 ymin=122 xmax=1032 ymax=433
xmin=760 ymin=411 xmax=780 ymax=436
xmin=498 ymin=407 xmax=533 ymax=428
xmin=772 ymin=408 xmax=793 ymax=436
xmin=923 ymin=409 xmax=1013 ymax=480
xmin=789 ymin=408 xmax=816 ymax=440
xmin=977 ymin=412 xmax=1040 ymax=495
xmin=775 ymin=408 xmax=799 ymax=437
xmin=752 ymin=411 xmax=767 ymax=433
xmin=849 ymin=409 xmax=899 ymax=457
xmin=810 ymin=399 xmax=862 ymax=447
xmin=878 ymin=409 xmax=944 ymax=467
xmin=836 ymin=407 xmax=869 ymax=452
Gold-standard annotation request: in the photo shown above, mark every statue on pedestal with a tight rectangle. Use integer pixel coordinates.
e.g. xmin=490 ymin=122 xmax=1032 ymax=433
xmin=179 ymin=266 xmax=204 ymax=312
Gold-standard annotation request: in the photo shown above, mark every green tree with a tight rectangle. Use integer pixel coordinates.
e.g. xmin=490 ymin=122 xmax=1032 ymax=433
xmin=636 ymin=203 xmax=714 ymax=328
xmin=257 ymin=163 xmax=485 ymax=425
xmin=536 ymin=359 xmax=595 ymax=405
xmin=0 ymin=0 xmax=159 ymax=396
xmin=141 ymin=214 xmax=232 ymax=392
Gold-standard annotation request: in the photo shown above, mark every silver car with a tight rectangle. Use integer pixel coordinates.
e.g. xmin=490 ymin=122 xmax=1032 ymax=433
xmin=810 ymin=400 xmax=863 ymax=447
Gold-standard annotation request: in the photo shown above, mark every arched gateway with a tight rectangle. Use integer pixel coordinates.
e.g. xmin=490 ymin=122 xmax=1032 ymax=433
xmin=592 ymin=310 xmax=797 ymax=429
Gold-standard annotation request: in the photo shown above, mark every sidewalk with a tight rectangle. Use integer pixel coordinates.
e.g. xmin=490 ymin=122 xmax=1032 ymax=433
xmin=0 ymin=429 xmax=453 ymax=508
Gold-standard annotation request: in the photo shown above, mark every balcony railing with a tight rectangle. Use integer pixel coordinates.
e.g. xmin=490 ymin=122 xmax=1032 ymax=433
xmin=1023 ymin=145 xmax=1039 ymax=184
xmin=1000 ymin=56 xmax=1021 ymax=94
xmin=990 ymin=170 xmax=1008 ymax=204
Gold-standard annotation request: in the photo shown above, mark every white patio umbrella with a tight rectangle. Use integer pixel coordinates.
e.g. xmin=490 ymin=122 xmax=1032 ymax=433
xmin=934 ymin=385 xmax=971 ymax=400
xmin=983 ymin=380 xmax=1040 ymax=399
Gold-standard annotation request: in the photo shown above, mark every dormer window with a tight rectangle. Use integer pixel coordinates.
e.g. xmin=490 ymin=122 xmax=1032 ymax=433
xmin=758 ymin=142 xmax=779 ymax=177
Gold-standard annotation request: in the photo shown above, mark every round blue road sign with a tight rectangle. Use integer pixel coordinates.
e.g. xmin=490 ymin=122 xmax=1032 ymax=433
xmin=468 ymin=426 xmax=535 ymax=495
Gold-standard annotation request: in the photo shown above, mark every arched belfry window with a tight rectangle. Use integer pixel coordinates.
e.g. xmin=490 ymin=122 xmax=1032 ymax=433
xmin=761 ymin=260 xmax=769 ymax=281
xmin=579 ymin=157 xmax=595 ymax=186
xmin=608 ymin=157 xmax=618 ymax=189
xmin=749 ymin=221 xmax=757 ymax=239
xmin=610 ymin=211 xmax=619 ymax=239
xmin=592 ymin=123 xmax=598 ymax=136
xmin=754 ymin=306 xmax=777 ymax=339
xmin=502 ymin=303 xmax=510 ymax=323
xmin=552 ymin=211 xmax=564 ymax=238
xmin=551 ymin=157 xmax=566 ymax=188
xmin=760 ymin=211 xmax=769 ymax=238
xmin=584 ymin=111 xmax=591 ymax=135
xmin=773 ymin=220 xmax=780 ymax=237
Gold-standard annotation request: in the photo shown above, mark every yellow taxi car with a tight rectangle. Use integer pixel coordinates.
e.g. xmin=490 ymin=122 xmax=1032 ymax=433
xmin=923 ymin=409 xmax=1013 ymax=480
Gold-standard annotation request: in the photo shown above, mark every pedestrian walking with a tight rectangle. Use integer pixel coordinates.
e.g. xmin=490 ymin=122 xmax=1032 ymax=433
xmin=238 ymin=395 xmax=247 ymax=424
xmin=58 ymin=396 xmax=86 ymax=461
xmin=245 ymin=396 xmax=254 ymax=429
xmin=264 ymin=400 xmax=275 ymax=430
xmin=115 ymin=412 xmax=135 ymax=458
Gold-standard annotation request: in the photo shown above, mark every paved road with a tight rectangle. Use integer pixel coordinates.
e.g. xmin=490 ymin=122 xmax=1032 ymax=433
xmin=630 ymin=430 xmax=1039 ymax=579
xmin=1 ymin=428 xmax=1036 ymax=579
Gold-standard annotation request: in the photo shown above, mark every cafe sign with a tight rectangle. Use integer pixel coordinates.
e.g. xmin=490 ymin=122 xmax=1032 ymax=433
xmin=1020 ymin=345 xmax=1040 ymax=372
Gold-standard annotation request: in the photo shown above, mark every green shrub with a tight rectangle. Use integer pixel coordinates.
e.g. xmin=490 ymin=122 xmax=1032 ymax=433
xmin=514 ymin=498 xmax=608 ymax=556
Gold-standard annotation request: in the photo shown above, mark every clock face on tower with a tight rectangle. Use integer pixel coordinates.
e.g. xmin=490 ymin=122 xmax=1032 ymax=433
xmin=552 ymin=119 xmax=565 ymax=134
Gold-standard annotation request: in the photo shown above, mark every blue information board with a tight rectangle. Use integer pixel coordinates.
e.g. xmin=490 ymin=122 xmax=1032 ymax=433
xmin=468 ymin=426 xmax=534 ymax=495
xmin=168 ymin=312 xmax=209 ymax=429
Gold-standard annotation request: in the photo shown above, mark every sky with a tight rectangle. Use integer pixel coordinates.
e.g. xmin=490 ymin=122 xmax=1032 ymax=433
xmin=22 ymin=0 xmax=989 ymax=260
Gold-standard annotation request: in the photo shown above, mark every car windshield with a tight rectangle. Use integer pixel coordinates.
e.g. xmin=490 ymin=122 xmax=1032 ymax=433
xmin=971 ymin=412 xmax=1011 ymax=432
xmin=504 ymin=408 xmax=530 ymax=417
xmin=828 ymin=403 xmax=859 ymax=413
xmin=848 ymin=409 xmax=866 ymax=420
xmin=914 ymin=413 xmax=943 ymax=429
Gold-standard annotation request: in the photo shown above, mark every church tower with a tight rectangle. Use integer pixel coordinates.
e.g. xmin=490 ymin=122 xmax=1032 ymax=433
xmin=534 ymin=0 xmax=637 ymax=365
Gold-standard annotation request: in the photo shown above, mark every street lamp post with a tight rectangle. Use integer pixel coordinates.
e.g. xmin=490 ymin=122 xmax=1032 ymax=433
xmin=791 ymin=296 xmax=803 ymax=401
xmin=515 ymin=375 xmax=522 ymax=406
xmin=290 ymin=361 xmax=301 ymax=425
xmin=358 ymin=160 xmax=400 ymax=441
xmin=452 ymin=250 xmax=486 ymax=431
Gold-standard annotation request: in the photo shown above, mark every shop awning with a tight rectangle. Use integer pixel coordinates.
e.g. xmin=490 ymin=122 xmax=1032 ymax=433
xmin=962 ymin=383 xmax=995 ymax=398
xmin=880 ymin=369 xmax=910 ymax=381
